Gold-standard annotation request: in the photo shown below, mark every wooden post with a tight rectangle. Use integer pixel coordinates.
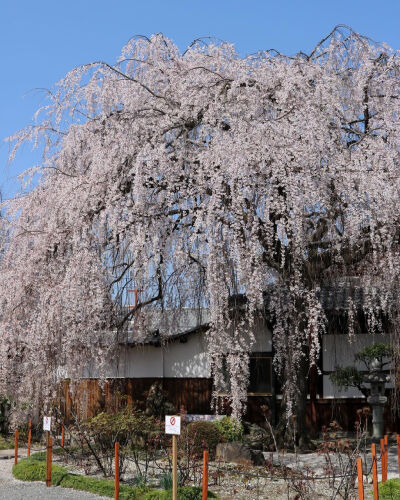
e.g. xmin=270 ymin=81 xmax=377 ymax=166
xmin=383 ymin=435 xmax=388 ymax=483
xmin=357 ymin=457 xmax=364 ymax=500
xmin=372 ymin=443 xmax=379 ymax=500
xmin=27 ymin=419 xmax=32 ymax=457
xmin=46 ymin=434 xmax=52 ymax=487
xmin=397 ymin=434 xmax=400 ymax=476
xmin=172 ymin=434 xmax=178 ymax=500
xmin=61 ymin=422 xmax=65 ymax=448
xmin=202 ymin=449 xmax=209 ymax=500
xmin=14 ymin=429 xmax=18 ymax=465
xmin=114 ymin=442 xmax=120 ymax=500
xmin=380 ymin=438 xmax=387 ymax=483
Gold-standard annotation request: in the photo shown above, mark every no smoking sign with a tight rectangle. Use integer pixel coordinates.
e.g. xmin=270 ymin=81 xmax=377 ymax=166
xmin=165 ymin=415 xmax=181 ymax=435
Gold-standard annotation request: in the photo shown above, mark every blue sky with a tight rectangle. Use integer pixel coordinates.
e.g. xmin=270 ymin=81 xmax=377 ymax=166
xmin=1 ymin=0 xmax=399 ymax=198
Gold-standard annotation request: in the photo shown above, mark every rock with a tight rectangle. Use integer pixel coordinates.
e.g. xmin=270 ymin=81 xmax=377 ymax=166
xmin=216 ymin=442 xmax=265 ymax=466
xmin=242 ymin=423 xmax=273 ymax=451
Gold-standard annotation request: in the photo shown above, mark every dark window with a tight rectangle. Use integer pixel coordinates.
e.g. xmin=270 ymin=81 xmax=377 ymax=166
xmin=248 ymin=354 xmax=272 ymax=395
xmin=216 ymin=353 xmax=272 ymax=396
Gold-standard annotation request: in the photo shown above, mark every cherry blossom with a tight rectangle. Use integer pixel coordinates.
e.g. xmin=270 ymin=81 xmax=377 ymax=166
xmin=1 ymin=27 xmax=399 ymax=427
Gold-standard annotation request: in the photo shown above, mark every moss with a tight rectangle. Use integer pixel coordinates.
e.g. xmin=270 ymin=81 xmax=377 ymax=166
xmin=12 ymin=452 xmax=218 ymax=499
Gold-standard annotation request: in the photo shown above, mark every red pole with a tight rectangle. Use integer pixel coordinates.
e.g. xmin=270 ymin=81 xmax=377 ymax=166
xmin=61 ymin=422 xmax=65 ymax=448
xmin=202 ymin=449 xmax=209 ymax=500
xmin=27 ymin=420 xmax=32 ymax=457
xmin=46 ymin=434 xmax=52 ymax=487
xmin=397 ymin=434 xmax=400 ymax=477
xmin=357 ymin=457 xmax=364 ymax=500
xmin=14 ymin=429 xmax=18 ymax=465
xmin=372 ymin=443 xmax=379 ymax=500
xmin=384 ymin=435 xmax=388 ymax=483
xmin=114 ymin=442 xmax=120 ymax=500
xmin=380 ymin=438 xmax=387 ymax=483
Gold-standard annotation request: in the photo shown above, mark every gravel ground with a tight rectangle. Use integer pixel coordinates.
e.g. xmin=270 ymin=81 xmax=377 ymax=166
xmin=0 ymin=450 xmax=106 ymax=500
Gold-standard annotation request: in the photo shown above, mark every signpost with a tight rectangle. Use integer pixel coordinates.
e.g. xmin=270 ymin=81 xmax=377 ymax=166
xmin=166 ymin=416 xmax=181 ymax=500
xmin=43 ymin=416 xmax=52 ymax=487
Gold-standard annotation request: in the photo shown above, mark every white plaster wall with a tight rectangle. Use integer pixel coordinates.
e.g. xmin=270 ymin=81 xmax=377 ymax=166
xmin=164 ymin=334 xmax=210 ymax=378
xmin=123 ymin=345 xmax=163 ymax=377
xmin=108 ymin=320 xmax=272 ymax=379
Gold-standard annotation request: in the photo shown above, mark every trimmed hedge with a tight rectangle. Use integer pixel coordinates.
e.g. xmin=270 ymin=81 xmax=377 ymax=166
xmin=13 ymin=453 xmax=217 ymax=499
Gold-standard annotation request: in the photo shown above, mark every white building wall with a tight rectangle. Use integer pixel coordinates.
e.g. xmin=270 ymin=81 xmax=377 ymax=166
xmin=106 ymin=320 xmax=273 ymax=379
xmin=164 ymin=334 xmax=210 ymax=378
xmin=322 ymin=333 xmax=391 ymax=398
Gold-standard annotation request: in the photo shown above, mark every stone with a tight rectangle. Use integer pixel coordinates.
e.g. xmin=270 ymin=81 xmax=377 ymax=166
xmin=216 ymin=442 xmax=265 ymax=466
xmin=242 ymin=422 xmax=273 ymax=451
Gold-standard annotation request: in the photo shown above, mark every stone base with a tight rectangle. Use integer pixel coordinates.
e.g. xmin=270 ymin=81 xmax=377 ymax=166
xmin=216 ymin=442 xmax=265 ymax=466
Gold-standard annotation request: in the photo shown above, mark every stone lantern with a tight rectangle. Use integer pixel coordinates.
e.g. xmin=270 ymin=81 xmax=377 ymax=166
xmin=364 ymin=358 xmax=390 ymax=439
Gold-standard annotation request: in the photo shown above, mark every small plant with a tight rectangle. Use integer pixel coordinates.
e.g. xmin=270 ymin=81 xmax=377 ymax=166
xmin=214 ymin=416 xmax=243 ymax=442
xmin=159 ymin=472 xmax=173 ymax=490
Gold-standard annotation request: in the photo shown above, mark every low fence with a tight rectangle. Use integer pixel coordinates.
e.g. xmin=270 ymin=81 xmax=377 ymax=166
xmin=12 ymin=420 xmax=400 ymax=499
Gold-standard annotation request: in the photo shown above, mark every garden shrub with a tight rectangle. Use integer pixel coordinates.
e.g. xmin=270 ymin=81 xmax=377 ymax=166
xmin=72 ymin=405 xmax=161 ymax=477
xmin=214 ymin=417 xmax=243 ymax=442
xmin=183 ymin=421 xmax=222 ymax=458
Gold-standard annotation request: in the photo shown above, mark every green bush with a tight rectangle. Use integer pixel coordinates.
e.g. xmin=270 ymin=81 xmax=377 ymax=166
xmin=183 ymin=421 xmax=222 ymax=459
xmin=214 ymin=417 xmax=243 ymax=442
xmin=379 ymin=478 xmax=400 ymax=499
xmin=13 ymin=453 xmax=218 ymax=499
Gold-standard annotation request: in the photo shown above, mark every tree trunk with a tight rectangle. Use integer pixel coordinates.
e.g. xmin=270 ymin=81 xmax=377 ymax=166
xmin=274 ymin=354 xmax=316 ymax=451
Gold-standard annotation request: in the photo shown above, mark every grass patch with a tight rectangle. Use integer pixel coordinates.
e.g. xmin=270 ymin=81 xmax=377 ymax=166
xmin=379 ymin=478 xmax=400 ymax=499
xmin=13 ymin=452 xmax=217 ymax=499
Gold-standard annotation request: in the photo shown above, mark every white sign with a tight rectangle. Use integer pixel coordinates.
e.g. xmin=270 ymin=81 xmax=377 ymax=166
xmin=43 ymin=416 xmax=51 ymax=431
xmin=165 ymin=415 xmax=181 ymax=435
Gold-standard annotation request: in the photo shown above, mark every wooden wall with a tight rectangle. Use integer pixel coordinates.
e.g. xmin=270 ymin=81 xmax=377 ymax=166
xmin=60 ymin=378 xmax=213 ymax=423
xmin=60 ymin=378 xmax=399 ymax=433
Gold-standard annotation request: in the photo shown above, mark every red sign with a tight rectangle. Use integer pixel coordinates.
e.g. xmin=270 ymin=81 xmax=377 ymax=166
xmin=170 ymin=416 xmax=176 ymax=426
